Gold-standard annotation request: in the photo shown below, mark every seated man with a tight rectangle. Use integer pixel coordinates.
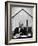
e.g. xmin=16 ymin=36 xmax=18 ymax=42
xmin=13 ymin=22 xmax=24 ymax=38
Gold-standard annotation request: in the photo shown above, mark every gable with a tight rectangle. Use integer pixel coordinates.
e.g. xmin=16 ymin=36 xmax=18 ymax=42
xmin=11 ymin=9 xmax=33 ymax=19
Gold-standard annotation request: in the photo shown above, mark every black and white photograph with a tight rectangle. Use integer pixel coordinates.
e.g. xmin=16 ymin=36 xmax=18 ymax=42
xmin=11 ymin=7 xmax=33 ymax=39
xmin=5 ymin=1 xmax=37 ymax=45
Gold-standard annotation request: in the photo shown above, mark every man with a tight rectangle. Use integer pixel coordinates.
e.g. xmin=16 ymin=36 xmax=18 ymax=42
xmin=13 ymin=22 xmax=28 ymax=38
xmin=13 ymin=22 xmax=24 ymax=38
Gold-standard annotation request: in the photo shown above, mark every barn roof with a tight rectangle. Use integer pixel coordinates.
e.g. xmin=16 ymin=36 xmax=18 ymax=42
xmin=11 ymin=9 xmax=33 ymax=19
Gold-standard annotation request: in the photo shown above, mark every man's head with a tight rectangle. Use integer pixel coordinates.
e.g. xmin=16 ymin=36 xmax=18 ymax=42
xmin=19 ymin=22 xmax=23 ymax=28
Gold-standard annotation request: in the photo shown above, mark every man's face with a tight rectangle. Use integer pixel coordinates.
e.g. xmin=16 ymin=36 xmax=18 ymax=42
xmin=19 ymin=23 xmax=23 ymax=28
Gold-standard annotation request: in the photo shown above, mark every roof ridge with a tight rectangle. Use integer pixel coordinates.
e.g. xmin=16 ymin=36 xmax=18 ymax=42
xmin=11 ymin=9 xmax=33 ymax=19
